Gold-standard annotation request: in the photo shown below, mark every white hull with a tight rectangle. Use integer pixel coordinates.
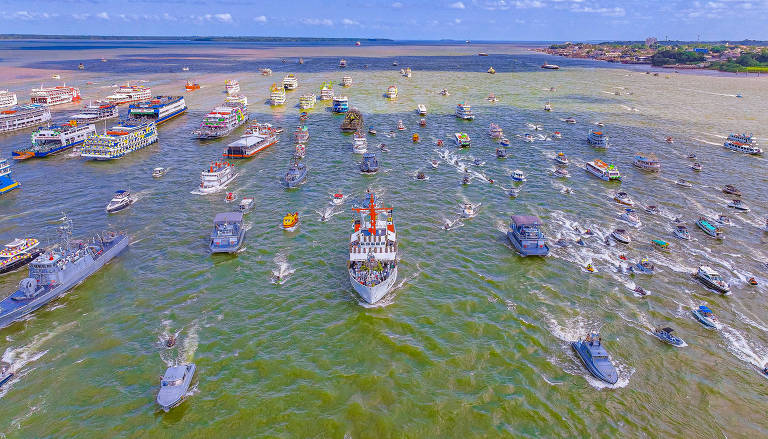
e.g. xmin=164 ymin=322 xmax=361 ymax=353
xmin=349 ymin=265 xmax=398 ymax=304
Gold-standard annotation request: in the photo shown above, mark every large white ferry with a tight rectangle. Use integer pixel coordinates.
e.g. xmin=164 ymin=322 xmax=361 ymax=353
xmin=127 ymin=96 xmax=187 ymax=125
xmin=105 ymin=83 xmax=152 ymax=105
xmin=319 ymin=81 xmax=334 ymax=100
xmin=198 ymin=161 xmax=236 ymax=193
xmin=724 ymin=133 xmax=762 ymax=154
xmin=585 ymin=159 xmax=621 ymax=181
xmin=224 ymin=94 xmax=248 ymax=107
xmin=0 ymin=90 xmax=17 ymax=108
xmin=282 ymin=73 xmax=298 ymax=90
xmin=224 ymin=79 xmax=240 ymax=95
xmin=193 ymin=102 xmax=248 ymax=139
xmin=79 ymin=122 xmax=158 ymax=160
xmin=270 ymin=84 xmax=286 ymax=106
xmin=299 ymin=94 xmax=316 ymax=110
xmin=348 ymin=191 xmax=399 ymax=304
xmin=30 ymin=85 xmax=81 ymax=106
xmin=13 ymin=122 xmax=96 ymax=160
xmin=70 ymin=101 xmax=119 ymax=124
xmin=455 ymin=102 xmax=475 ymax=120
xmin=0 ymin=104 xmax=52 ymax=133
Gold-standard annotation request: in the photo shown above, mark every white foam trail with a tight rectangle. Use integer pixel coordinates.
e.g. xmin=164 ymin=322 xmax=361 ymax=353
xmin=271 ymin=253 xmax=296 ymax=284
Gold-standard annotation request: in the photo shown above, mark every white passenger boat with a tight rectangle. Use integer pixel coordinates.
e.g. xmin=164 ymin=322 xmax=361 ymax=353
xmin=197 ymin=161 xmax=236 ymax=194
xmin=585 ymin=159 xmax=621 ymax=181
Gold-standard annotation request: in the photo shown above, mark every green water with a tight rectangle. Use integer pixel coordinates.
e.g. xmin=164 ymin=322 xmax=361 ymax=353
xmin=1 ymin=50 xmax=768 ymax=438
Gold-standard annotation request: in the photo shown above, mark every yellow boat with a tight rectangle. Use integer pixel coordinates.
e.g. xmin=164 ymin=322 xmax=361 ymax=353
xmin=282 ymin=212 xmax=299 ymax=230
xmin=412 ymin=133 xmax=419 ymax=142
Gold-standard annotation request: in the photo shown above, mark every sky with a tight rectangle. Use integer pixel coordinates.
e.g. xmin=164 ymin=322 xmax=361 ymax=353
xmin=0 ymin=0 xmax=764 ymax=41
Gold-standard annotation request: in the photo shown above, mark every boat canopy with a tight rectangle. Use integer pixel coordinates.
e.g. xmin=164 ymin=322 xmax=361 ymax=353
xmin=661 ymin=327 xmax=674 ymax=333
xmin=214 ymin=212 xmax=243 ymax=224
xmin=511 ymin=215 xmax=542 ymax=225
xmin=699 ymin=305 xmax=712 ymax=312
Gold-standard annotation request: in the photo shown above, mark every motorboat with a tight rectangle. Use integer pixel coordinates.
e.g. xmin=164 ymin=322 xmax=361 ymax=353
xmin=633 ymin=286 xmax=649 ymax=297
xmin=523 ymin=133 xmax=535 ymax=143
xmin=368 ymin=127 xmax=376 ymax=135
xmin=674 ymin=225 xmax=691 ymax=240
xmin=613 ymin=192 xmax=634 ymax=206
xmin=508 ymin=187 xmax=519 ymax=198
xmin=645 ymin=205 xmax=659 ymax=215
xmin=632 ymin=258 xmax=655 ymax=274
xmin=430 ymin=159 xmax=439 ymax=168
xmin=652 ymin=327 xmax=685 ymax=347
xmin=499 ymin=137 xmax=510 ymax=147
xmin=564 ymin=117 xmax=576 ymax=124
xmin=462 ymin=173 xmax=471 ymax=185
xmin=696 ymin=265 xmax=730 ymax=294
xmin=496 ymin=148 xmax=508 ymax=159
xmin=487 ymin=66 xmax=496 ymax=74
xmin=544 ymin=102 xmax=552 ymax=112
xmin=487 ymin=94 xmax=499 ymax=103
xmin=666 ymin=136 xmax=674 ymax=143
xmin=571 ymin=334 xmax=618 ymax=384
xmin=417 ymin=104 xmax=427 ymax=115
xmin=554 ymin=168 xmax=570 ymax=178
xmin=413 ymin=133 xmax=420 ymax=142
xmin=632 ymin=153 xmax=660 ymax=171
xmin=0 ymin=362 xmax=13 ymax=389
xmin=105 ymin=190 xmax=134 ymax=213
xmin=238 ymin=197 xmax=254 ymax=213
xmin=651 ymin=239 xmax=670 ymax=251
xmin=396 ymin=120 xmax=405 ymax=131
xmin=152 ymin=167 xmax=167 ymax=178
xmin=675 ymin=179 xmax=693 ymax=188
xmin=585 ymin=264 xmax=595 ymax=272
xmin=353 ymin=132 xmax=368 ymax=154
xmin=416 ymin=171 xmax=429 ymax=181
xmin=157 ymin=363 xmax=196 ymax=412
xmin=439 ymin=88 xmax=450 ymax=96
xmin=332 ymin=193 xmax=344 ymax=205
xmin=552 ymin=131 xmax=562 ymax=139
xmin=506 ymin=215 xmax=549 ymax=256
xmin=722 ymin=184 xmax=741 ymax=197
xmin=210 ymin=212 xmax=245 ymax=253
xmin=454 ymin=132 xmax=471 ymax=148
xmin=611 ymin=228 xmax=631 ymax=244
xmin=687 ymin=153 xmax=696 ymax=159
xmin=554 ymin=152 xmax=568 ymax=165
xmin=512 ymin=170 xmax=526 ymax=182
xmin=225 ymin=192 xmax=236 ymax=203
xmin=437 ymin=139 xmax=444 ymax=147
xmin=716 ymin=214 xmax=731 ymax=226
xmin=282 ymin=212 xmax=299 ymax=231
xmin=619 ymin=208 xmax=641 ymax=227
xmin=691 ymin=305 xmax=720 ymax=330
xmin=696 ymin=217 xmax=723 ymax=239
xmin=727 ymin=199 xmax=750 ymax=212
xmin=294 ymin=143 xmax=306 ymax=159
xmin=691 ymin=162 xmax=702 ymax=171
xmin=472 ymin=158 xmax=485 ymax=166
xmin=419 ymin=118 xmax=426 ymax=127
xmin=360 ymin=153 xmax=379 ymax=175
xmin=461 ymin=203 xmax=479 ymax=218
xmin=488 ymin=123 xmax=504 ymax=139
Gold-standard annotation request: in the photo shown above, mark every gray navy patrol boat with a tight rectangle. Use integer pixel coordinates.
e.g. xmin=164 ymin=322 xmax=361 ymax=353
xmin=157 ymin=363 xmax=196 ymax=412
xmin=0 ymin=215 xmax=128 ymax=330
xmin=571 ymin=333 xmax=619 ymax=384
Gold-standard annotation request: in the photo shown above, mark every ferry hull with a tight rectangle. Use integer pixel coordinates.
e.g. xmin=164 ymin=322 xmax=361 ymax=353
xmin=0 ymin=234 xmax=128 ymax=330
xmin=223 ymin=139 xmax=277 ymax=159
xmin=507 ymin=233 xmax=549 ymax=256
xmin=0 ymin=176 xmax=19 ymax=194
xmin=349 ymin=265 xmax=398 ymax=304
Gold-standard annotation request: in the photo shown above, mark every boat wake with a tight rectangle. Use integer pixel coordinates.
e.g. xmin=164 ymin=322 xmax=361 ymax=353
xmin=160 ymin=322 xmax=198 ymax=367
xmin=720 ymin=324 xmax=768 ymax=370
xmin=316 ymin=206 xmax=342 ymax=222
xmin=357 ymin=263 xmax=423 ymax=308
xmin=271 ymin=254 xmax=295 ymax=285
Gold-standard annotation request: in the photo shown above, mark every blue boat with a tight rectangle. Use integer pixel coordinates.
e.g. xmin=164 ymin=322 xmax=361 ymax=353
xmin=587 ymin=129 xmax=608 ymax=147
xmin=652 ymin=327 xmax=685 ymax=347
xmin=127 ymin=96 xmax=187 ymax=125
xmin=360 ymin=152 xmax=379 ymax=174
xmin=332 ymin=96 xmax=349 ymax=113
xmin=631 ymin=258 xmax=655 ymax=274
xmin=0 ymin=362 xmax=13 ymax=389
xmin=506 ymin=215 xmax=549 ymax=256
xmin=12 ymin=122 xmax=96 ymax=160
xmin=499 ymin=137 xmax=510 ymax=147
xmin=692 ymin=305 xmax=720 ymax=330
xmin=0 ymin=215 xmax=128 ymax=330
xmin=209 ymin=212 xmax=245 ymax=254
xmin=571 ymin=333 xmax=619 ymax=384
xmin=282 ymin=156 xmax=307 ymax=188
xmin=0 ymin=159 xmax=20 ymax=195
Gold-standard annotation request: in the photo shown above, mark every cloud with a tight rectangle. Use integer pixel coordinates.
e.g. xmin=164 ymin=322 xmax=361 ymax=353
xmin=254 ymin=15 xmax=267 ymax=23
xmin=213 ymin=13 xmax=232 ymax=23
xmin=300 ymin=17 xmax=333 ymax=26
xmin=475 ymin=0 xmax=510 ymax=10
xmin=514 ymin=0 xmax=545 ymax=7
xmin=341 ymin=18 xmax=360 ymax=25
xmin=96 ymin=12 xmax=109 ymax=20
xmin=454 ymin=18 xmax=462 ymax=23
xmin=2 ymin=10 xmax=58 ymax=20
xmin=392 ymin=2 xmax=403 ymax=7
xmin=449 ymin=1 xmax=466 ymax=8
xmin=570 ymin=5 xmax=625 ymax=16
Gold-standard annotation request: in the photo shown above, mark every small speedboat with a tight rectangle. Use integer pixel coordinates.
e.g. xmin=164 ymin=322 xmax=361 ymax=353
xmin=499 ymin=137 xmax=510 ymax=147
xmin=722 ymin=184 xmax=741 ymax=197
xmin=552 ymin=131 xmax=562 ymax=139
xmin=691 ymin=162 xmax=702 ymax=171
xmin=472 ymin=158 xmax=485 ymax=166
xmin=461 ymin=173 xmax=471 ymax=185
xmin=696 ymin=265 xmax=730 ymax=294
xmin=554 ymin=152 xmax=568 ymax=165
xmin=665 ymin=136 xmax=674 ymax=143
xmin=412 ymin=133 xmax=420 ymax=143
xmin=523 ymin=133 xmax=534 ymax=143
xmin=651 ymin=239 xmax=669 ymax=251
xmin=0 ymin=362 xmax=14 ymax=389
xmin=687 ymin=153 xmax=696 ymax=159
xmin=461 ymin=202 xmax=479 ymax=218
xmin=419 ymin=118 xmax=426 ymax=127
xmin=749 ymin=277 xmax=758 ymax=286
xmin=396 ymin=120 xmax=406 ymax=131
xmin=105 ymin=190 xmax=134 ymax=214
xmin=619 ymin=208 xmax=641 ymax=227
xmin=282 ymin=212 xmax=299 ymax=231
xmin=368 ymin=127 xmax=377 ymax=135
xmin=633 ymin=286 xmax=648 ymax=296
xmin=565 ymin=117 xmax=576 ymax=124
xmin=225 ymin=192 xmax=236 ymax=203
xmin=716 ymin=214 xmax=731 ymax=226
xmin=571 ymin=334 xmax=618 ymax=384
xmin=613 ymin=191 xmax=634 ymax=206
xmin=652 ymin=327 xmax=685 ymax=347
xmin=674 ymin=225 xmax=690 ymax=240
xmin=430 ymin=160 xmax=439 ymax=168
xmin=585 ymin=263 xmax=595 ymax=272
xmin=436 ymin=139 xmax=444 ymax=147
xmin=416 ymin=171 xmax=429 ymax=181
xmin=632 ymin=258 xmax=655 ymax=274
xmin=645 ymin=205 xmax=659 ymax=215
xmin=496 ymin=148 xmax=508 ymax=159
xmin=727 ymin=199 xmax=750 ymax=212
xmin=152 ymin=167 xmax=167 ymax=178
xmin=611 ymin=228 xmax=631 ymax=244
xmin=157 ymin=363 xmax=196 ymax=412
xmin=675 ymin=179 xmax=693 ymax=188
xmin=512 ymin=170 xmax=526 ymax=182
xmin=508 ymin=187 xmax=519 ymax=198
xmin=692 ymin=305 xmax=720 ymax=330
xmin=332 ymin=193 xmax=344 ymax=205
xmin=554 ymin=168 xmax=570 ymax=178
xmin=294 ymin=143 xmax=306 ymax=158
xmin=238 ymin=197 xmax=254 ymax=213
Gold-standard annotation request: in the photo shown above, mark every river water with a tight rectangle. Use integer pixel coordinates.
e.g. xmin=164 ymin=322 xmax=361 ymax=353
xmin=0 ymin=42 xmax=767 ymax=437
